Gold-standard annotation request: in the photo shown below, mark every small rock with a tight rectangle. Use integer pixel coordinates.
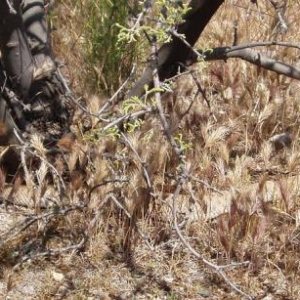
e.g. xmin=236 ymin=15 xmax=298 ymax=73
xmin=162 ymin=275 xmax=174 ymax=285
xmin=223 ymin=87 xmax=233 ymax=100
xmin=262 ymin=294 xmax=274 ymax=300
xmin=52 ymin=271 xmax=65 ymax=282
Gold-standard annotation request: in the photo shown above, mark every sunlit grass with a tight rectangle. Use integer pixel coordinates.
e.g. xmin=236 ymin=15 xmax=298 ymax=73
xmin=2 ymin=1 xmax=300 ymax=299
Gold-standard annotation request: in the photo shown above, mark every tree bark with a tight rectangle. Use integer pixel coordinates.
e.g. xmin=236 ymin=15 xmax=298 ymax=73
xmin=128 ymin=0 xmax=224 ymax=98
xmin=202 ymin=47 xmax=300 ymax=80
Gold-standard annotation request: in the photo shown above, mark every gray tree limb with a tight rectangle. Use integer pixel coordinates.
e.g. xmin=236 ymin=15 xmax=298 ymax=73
xmin=200 ymin=47 xmax=300 ymax=80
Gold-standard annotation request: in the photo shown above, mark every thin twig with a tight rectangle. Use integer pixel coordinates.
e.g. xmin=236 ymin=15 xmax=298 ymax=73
xmin=109 ymin=194 xmax=154 ymax=250
xmin=191 ymin=176 xmax=223 ymax=194
xmin=20 ymin=146 xmax=33 ymax=188
xmin=172 ymin=181 xmax=252 ymax=299
xmin=71 ymin=96 xmax=108 ymax=120
xmin=13 ymin=237 xmax=86 ymax=270
xmin=88 ymin=178 xmax=129 ymax=201
xmin=269 ymin=0 xmax=288 ymax=33
xmin=225 ymin=41 xmax=300 ymax=53
xmin=5 ymin=0 xmax=17 ymax=14
xmin=102 ymin=108 xmax=153 ymax=131
xmin=120 ymin=132 xmax=153 ymax=191
xmin=98 ymin=64 xmax=136 ymax=115
xmin=151 ymin=43 xmax=182 ymax=158
xmin=14 ymin=132 xmax=67 ymax=196
xmin=0 ymin=205 xmax=84 ymax=248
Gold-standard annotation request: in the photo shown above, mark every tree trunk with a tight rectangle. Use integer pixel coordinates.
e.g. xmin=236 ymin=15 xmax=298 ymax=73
xmin=128 ymin=0 xmax=224 ymax=98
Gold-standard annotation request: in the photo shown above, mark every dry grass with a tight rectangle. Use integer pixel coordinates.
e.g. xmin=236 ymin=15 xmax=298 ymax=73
xmin=1 ymin=1 xmax=300 ymax=299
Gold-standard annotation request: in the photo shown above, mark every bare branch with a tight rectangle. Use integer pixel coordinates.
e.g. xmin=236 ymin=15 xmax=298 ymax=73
xmin=269 ymin=0 xmax=288 ymax=33
xmin=98 ymin=64 xmax=136 ymax=115
xmin=0 ymin=205 xmax=85 ymax=248
xmin=102 ymin=107 xmax=154 ymax=131
xmin=171 ymin=28 xmax=300 ymax=80
xmin=172 ymin=181 xmax=253 ymax=300
xmin=120 ymin=132 xmax=153 ymax=191
xmin=108 ymin=194 xmax=154 ymax=251
xmin=151 ymin=42 xmax=183 ymax=158
xmin=13 ymin=237 xmax=86 ymax=270
xmin=149 ymin=32 xmax=251 ymax=298
xmin=201 ymin=47 xmax=300 ymax=80
xmin=5 ymin=0 xmax=17 ymax=14
xmin=225 ymin=41 xmax=300 ymax=52
xmin=88 ymin=178 xmax=129 ymax=202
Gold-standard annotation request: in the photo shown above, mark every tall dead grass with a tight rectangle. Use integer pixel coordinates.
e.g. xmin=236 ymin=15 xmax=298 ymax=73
xmin=1 ymin=1 xmax=300 ymax=299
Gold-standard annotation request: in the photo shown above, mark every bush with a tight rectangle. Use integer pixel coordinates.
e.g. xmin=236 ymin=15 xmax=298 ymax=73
xmin=80 ymin=0 xmax=139 ymax=94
